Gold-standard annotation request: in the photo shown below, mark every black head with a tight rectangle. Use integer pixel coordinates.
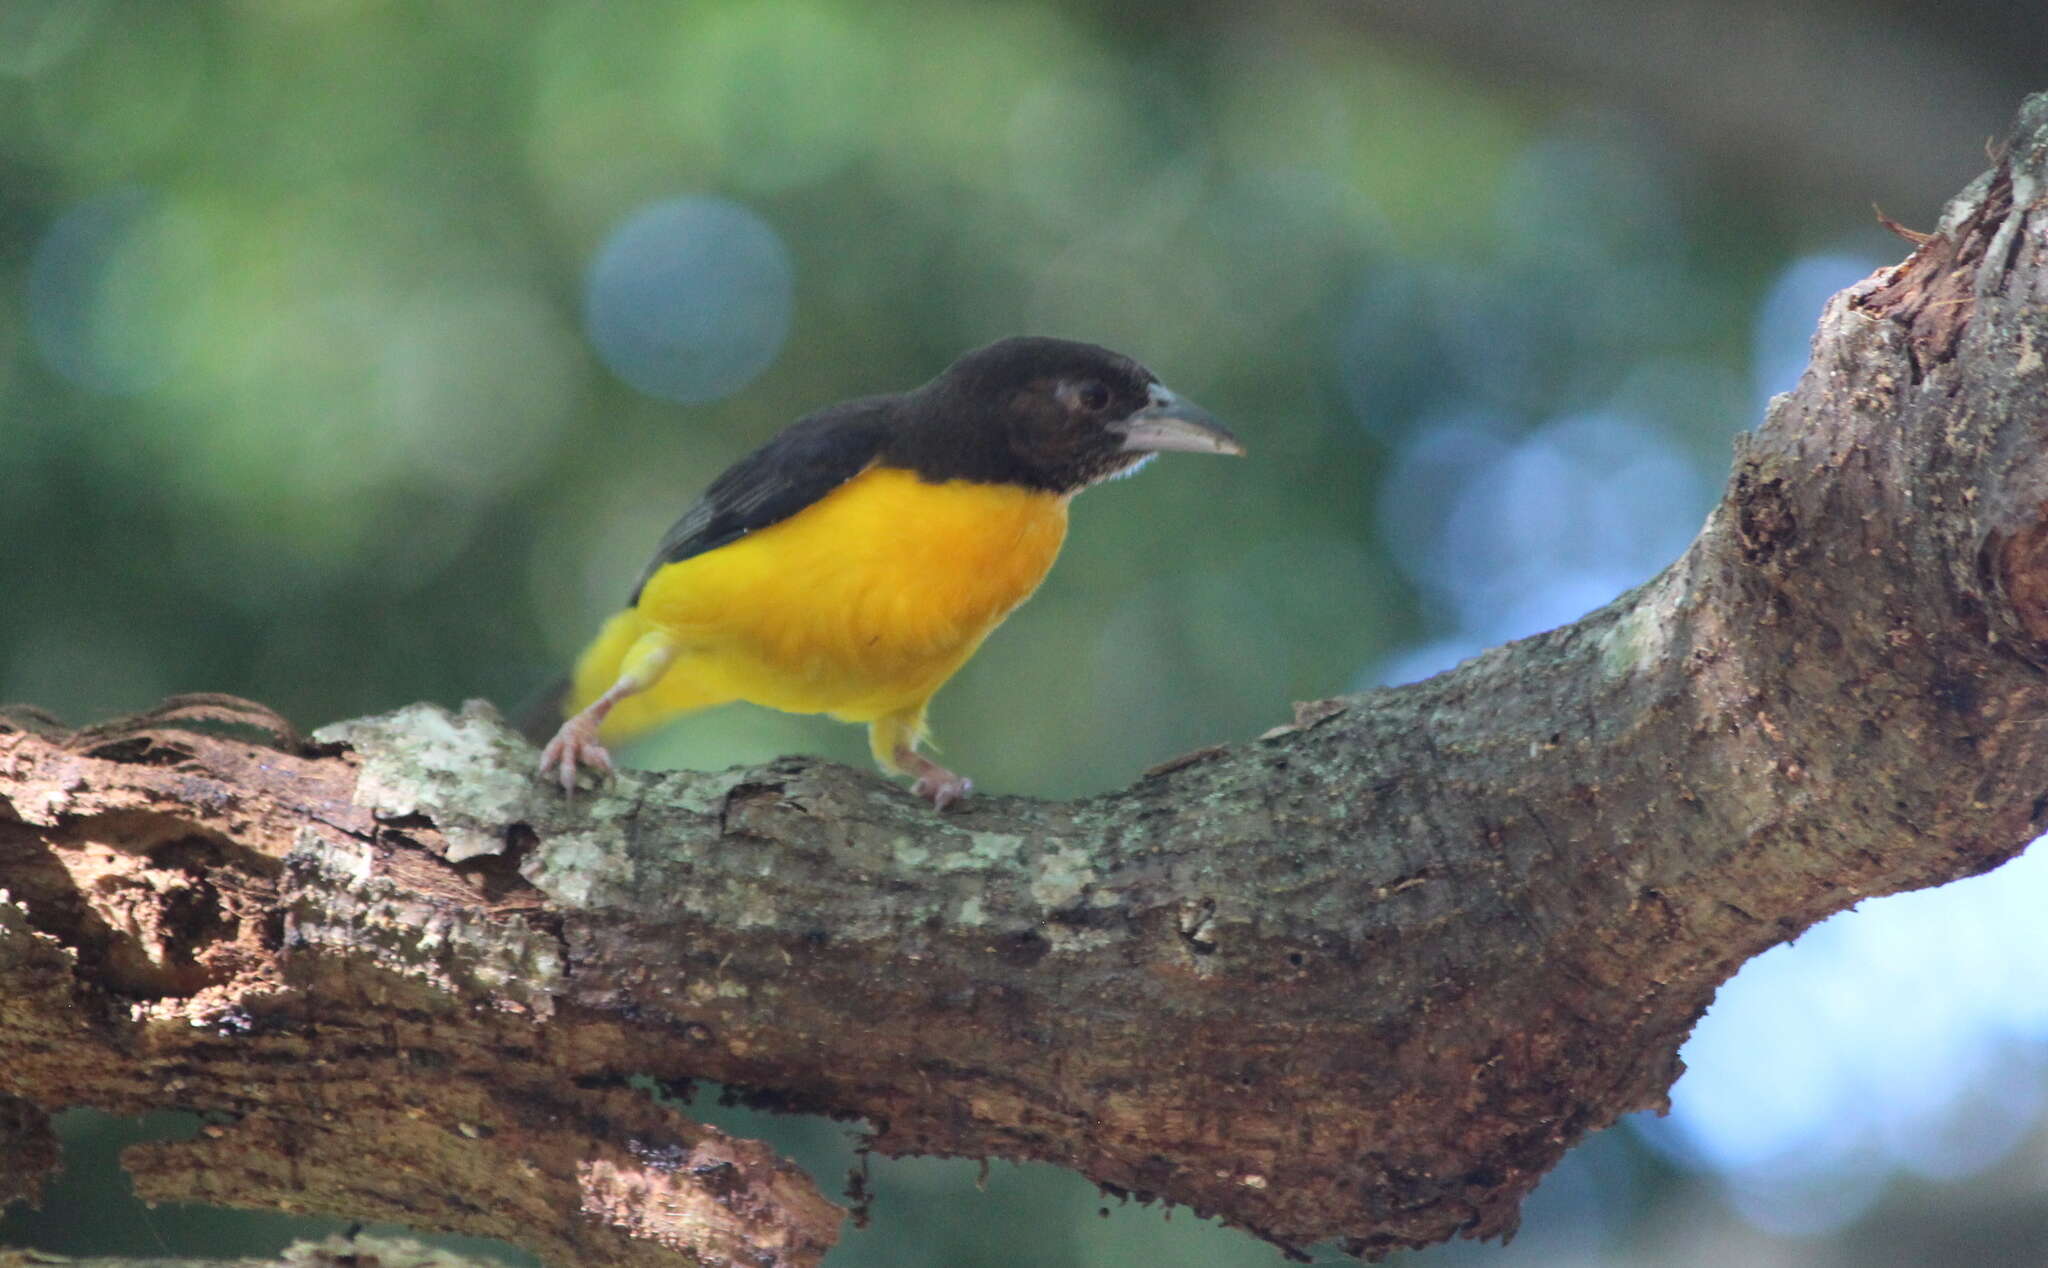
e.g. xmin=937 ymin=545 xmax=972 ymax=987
xmin=888 ymin=336 xmax=1243 ymax=493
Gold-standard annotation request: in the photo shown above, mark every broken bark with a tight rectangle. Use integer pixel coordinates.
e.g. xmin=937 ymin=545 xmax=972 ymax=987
xmin=5 ymin=94 xmax=2048 ymax=1266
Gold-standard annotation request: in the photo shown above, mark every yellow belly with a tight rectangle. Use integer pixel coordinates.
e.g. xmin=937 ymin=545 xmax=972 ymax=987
xmin=572 ymin=466 xmax=1070 ymax=740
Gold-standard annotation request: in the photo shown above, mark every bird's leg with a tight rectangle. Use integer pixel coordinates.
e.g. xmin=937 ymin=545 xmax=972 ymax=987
xmin=871 ymin=710 xmax=973 ymax=811
xmin=537 ymin=630 xmax=678 ymax=794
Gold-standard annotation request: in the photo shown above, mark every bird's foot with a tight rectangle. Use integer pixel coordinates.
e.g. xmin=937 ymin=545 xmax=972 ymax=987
xmin=913 ymin=768 xmax=973 ymax=811
xmin=896 ymin=750 xmax=972 ymax=811
xmin=537 ymin=713 xmax=613 ymax=794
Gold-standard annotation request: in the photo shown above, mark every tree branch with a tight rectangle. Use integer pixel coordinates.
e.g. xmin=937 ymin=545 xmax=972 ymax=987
xmin=7 ymin=93 xmax=2048 ymax=1267
xmin=0 ymin=1234 xmax=522 ymax=1268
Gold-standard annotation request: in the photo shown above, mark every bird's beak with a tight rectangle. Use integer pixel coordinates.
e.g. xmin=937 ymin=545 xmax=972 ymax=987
xmin=1117 ymin=384 xmax=1245 ymax=457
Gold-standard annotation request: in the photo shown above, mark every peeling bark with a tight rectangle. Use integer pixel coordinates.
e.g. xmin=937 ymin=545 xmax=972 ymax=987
xmin=5 ymin=94 xmax=2048 ymax=1267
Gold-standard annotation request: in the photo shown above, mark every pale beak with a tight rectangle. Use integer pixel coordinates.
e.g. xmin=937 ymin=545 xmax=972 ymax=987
xmin=1116 ymin=384 xmax=1245 ymax=456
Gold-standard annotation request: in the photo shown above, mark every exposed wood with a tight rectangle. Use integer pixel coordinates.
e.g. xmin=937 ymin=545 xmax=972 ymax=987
xmin=5 ymin=93 xmax=2048 ymax=1267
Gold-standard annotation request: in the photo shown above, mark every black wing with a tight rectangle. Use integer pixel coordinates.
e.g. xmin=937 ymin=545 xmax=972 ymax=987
xmin=626 ymin=398 xmax=897 ymax=606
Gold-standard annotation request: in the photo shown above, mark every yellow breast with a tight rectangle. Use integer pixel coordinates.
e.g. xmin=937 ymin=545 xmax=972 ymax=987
xmin=629 ymin=465 xmax=1070 ymax=723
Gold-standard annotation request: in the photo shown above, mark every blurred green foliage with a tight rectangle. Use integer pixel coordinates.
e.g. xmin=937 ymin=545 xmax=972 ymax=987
xmin=0 ymin=0 xmax=1522 ymax=799
xmin=0 ymin=0 xmax=1845 ymax=800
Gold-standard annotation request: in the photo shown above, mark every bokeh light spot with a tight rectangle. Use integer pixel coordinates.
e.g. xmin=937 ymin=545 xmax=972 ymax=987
xmin=28 ymin=186 xmax=206 ymax=395
xmin=585 ymin=195 xmax=794 ymax=404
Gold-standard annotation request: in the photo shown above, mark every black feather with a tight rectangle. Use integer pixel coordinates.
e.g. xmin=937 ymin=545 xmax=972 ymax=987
xmin=626 ymin=398 xmax=895 ymax=605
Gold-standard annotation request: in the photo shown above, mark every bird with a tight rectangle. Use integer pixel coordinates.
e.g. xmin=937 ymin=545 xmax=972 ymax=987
xmin=526 ymin=335 xmax=1244 ymax=809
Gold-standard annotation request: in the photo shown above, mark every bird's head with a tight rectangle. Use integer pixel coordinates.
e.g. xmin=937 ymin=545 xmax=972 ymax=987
xmin=903 ymin=336 xmax=1244 ymax=493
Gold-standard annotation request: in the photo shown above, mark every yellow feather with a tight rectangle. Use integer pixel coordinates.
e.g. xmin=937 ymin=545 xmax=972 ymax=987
xmin=568 ymin=466 xmax=1070 ymax=749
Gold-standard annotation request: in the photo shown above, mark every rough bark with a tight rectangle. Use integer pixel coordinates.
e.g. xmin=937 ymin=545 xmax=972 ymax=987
xmin=0 ymin=1235 xmax=514 ymax=1268
xmin=5 ymin=94 xmax=2048 ymax=1266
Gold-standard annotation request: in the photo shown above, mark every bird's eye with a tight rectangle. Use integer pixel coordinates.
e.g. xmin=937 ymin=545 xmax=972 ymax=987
xmin=1077 ymin=381 xmax=1110 ymax=411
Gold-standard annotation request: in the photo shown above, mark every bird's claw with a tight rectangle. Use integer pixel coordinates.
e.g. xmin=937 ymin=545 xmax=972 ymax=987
xmin=893 ymin=743 xmax=973 ymax=811
xmin=912 ymin=769 xmax=973 ymax=812
xmin=537 ymin=716 xmax=613 ymax=795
